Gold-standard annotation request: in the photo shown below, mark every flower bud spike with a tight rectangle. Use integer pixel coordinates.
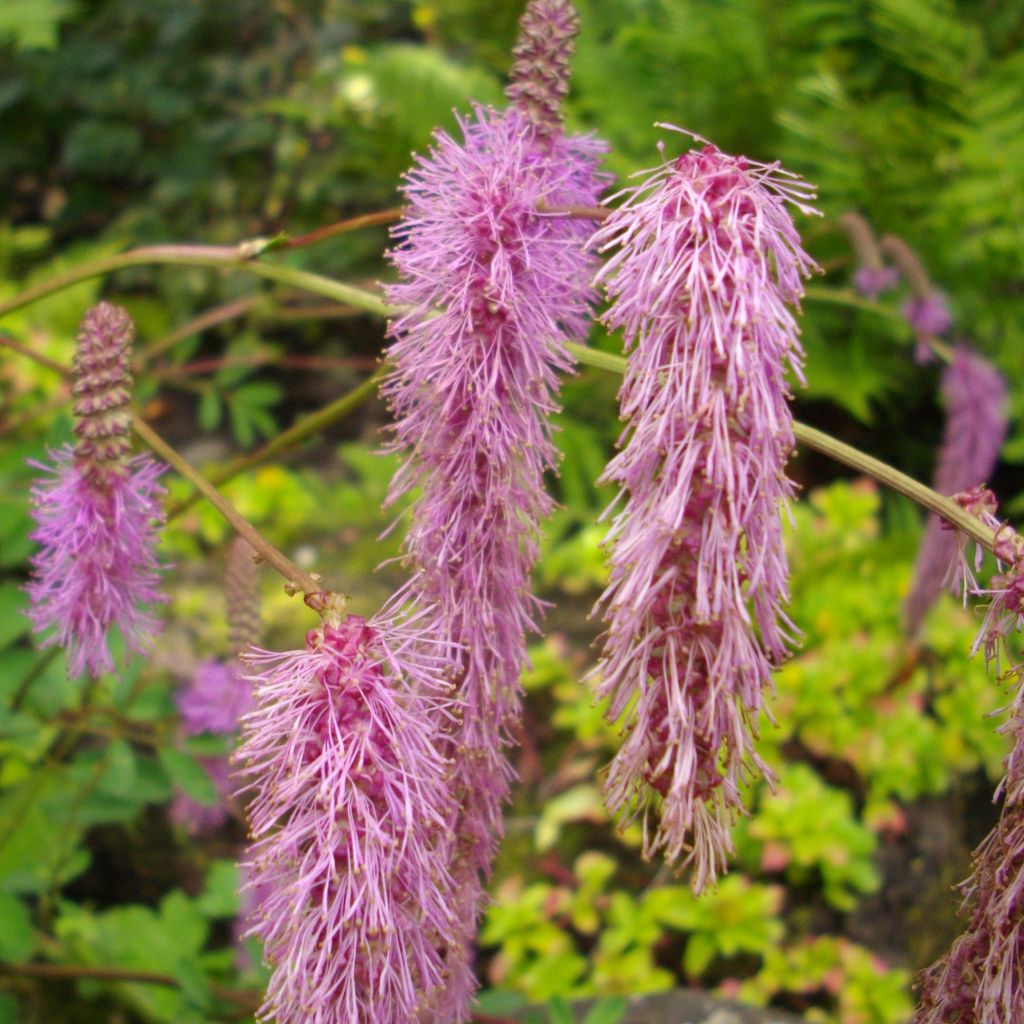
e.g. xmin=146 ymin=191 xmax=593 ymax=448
xmin=226 ymin=536 xmax=262 ymax=656
xmin=71 ymin=302 xmax=136 ymax=484
xmin=505 ymin=0 xmax=580 ymax=136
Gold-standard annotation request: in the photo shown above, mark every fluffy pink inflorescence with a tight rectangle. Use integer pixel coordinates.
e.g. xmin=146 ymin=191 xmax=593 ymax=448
xmin=170 ymin=659 xmax=254 ymax=832
xmin=903 ymin=291 xmax=952 ymax=340
xmin=840 ymin=212 xmax=899 ymax=300
xmin=237 ymin=609 xmax=457 ymax=1024
xmin=589 ymin=130 xmax=819 ymax=889
xmin=384 ymin=98 xmax=606 ymax=1011
xmin=177 ymin=658 xmax=254 ymax=735
xmin=27 ymin=447 xmax=166 ymax=678
xmin=854 ymin=264 xmax=901 ymax=300
xmin=915 ymin=525 xmax=1024 ymax=1023
xmin=903 ymin=347 xmax=1008 ymax=635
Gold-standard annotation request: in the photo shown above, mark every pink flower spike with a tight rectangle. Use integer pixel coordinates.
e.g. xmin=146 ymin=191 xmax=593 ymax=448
xmin=589 ymin=129 xmax=819 ymax=889
xmin=904 ymin=347 xmax=1008 ymax=635
xmin=915 ymin=551 xmax=1024 ymax=1024
xmin=853 ymin=264 xmax=900 ymax=300
xmin=384 ymin=95 xmax=607 ymax=1014
xmin=903 ymin=291 xmax=952 ymax=340
xmin=27 ymin=447 xmax=166 ymax=678
xmin=26 ymin=303 xmax=167 ymax=678
xmin=237 ymin=607 xmax=457 ymax=1024
xmin=177 ymin=658 xmax=254 ymax=736
xmin=840 ymin=212 xmax=899 ymax=299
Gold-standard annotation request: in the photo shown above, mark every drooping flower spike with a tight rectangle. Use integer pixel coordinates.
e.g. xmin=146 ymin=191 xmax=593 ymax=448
xmin=238 ymin=596 xmax=458 ymax=1024
xmin=903 ymin=348 xmax=1008 ymax=635
xmin=590 ymin=129 xmax=819 ymax=889
xmin=914 ymin=505 xmax=1024 ymax=1024
xmin=27 ymin=302 xmax=166 ymax=678
xmin=384 ymin=0 xmax=607 ymax=1010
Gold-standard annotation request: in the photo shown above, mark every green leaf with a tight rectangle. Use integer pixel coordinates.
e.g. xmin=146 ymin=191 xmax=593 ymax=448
xmin=0 ymin=584 xmax=31 ymax=653
xmin=173 ymin=956 xmax=212 ymax=1013
xmin=0 ymin=0 xmax=75 ymax=50
xmin=157 ymin=748 xmax=219 ymax=806
xmin=683 ymin=931 xmax=717 ymax=978
xmin=0 ymin=784 xmax=91 ymax=894
xmin=198 ymin=390 xmax=222 ymax=432
xmin=582 ymin=997 xmax=628 ymax=1024
xmin=547 ymin=997 xmax=574 ymax=1024
xmin=195 ymin=860 xmax=239 ymax=919
xmin=0 ymin=892 xmax=33 ymax=963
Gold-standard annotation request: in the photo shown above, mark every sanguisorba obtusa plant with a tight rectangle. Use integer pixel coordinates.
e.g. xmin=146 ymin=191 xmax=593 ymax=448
xmin=7 ymin=1 xmax=1024 ymax=1021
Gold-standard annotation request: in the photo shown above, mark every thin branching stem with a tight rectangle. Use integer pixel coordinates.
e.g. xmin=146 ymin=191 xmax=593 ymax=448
xmin=132 ymin=416 xmax=324 ymax=598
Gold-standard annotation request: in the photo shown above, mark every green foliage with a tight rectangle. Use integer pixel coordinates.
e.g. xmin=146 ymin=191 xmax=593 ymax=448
xmin=736 ymin=765 xmax=880 ymax=912
xmin=643 ymin=877 xmax=785 ymax=979
xmin=484 ymin=856 xmax=787 ymax=1001
xmin=0 ymin=892 xmax=34 ymax=964
xmin=483 ymin=881 xmax=589 ymax=1000
xmin=737 ymin=937 xmax=914 ymax=1024
xmin=768 ymin=479 xmax=1008 ymax=810
xmin=0 ymin=0 xmax=74 ymax=51
xmin=55 ymin=891 xmax=217 ymax=1022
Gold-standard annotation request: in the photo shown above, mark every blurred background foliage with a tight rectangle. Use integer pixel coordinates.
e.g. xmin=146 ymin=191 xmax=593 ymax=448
xmin=2 ymin=1 xmax=1023 ymax=1022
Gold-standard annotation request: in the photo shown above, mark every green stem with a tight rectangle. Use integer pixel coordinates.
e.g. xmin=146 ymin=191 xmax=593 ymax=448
xmin=802 ymin=284 xmax=903 ymax=320
xmin=0 ymin=244 xmax=391 ymax=322
xmin=563 ymin=341 xmax=1000 ymax=556
xmin=0 ymin=961 xmax=258 ymax=1009
xmin=0 ymin=332 xmax=69 ymax=376
xmin=135 ymin=296 xmax=262 ymax=370
xmin=132 ymin=416 xmax=324 ymax=597
xmin=280 ymin=207 xmax=404 ymax=251
xmin=166 ymin=368 xmax=384 ymax=519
